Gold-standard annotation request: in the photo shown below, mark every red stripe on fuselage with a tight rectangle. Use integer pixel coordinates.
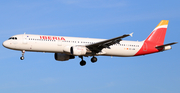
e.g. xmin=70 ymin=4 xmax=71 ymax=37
xmin=134 ymin=41 xmax=161 ymax=56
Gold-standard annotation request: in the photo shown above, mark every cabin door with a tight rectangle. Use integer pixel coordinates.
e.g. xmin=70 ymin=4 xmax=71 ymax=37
xmin=143 ymin=42 xmax=147 ymax=51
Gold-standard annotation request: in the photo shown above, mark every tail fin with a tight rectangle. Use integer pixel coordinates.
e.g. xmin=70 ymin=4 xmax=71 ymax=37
xmin=145 ymin=20 xmax=169 ymax=45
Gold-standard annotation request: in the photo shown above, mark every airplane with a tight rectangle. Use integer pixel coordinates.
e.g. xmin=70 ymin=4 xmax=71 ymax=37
xmin=2 ymin=20 xmax=177 ymax=66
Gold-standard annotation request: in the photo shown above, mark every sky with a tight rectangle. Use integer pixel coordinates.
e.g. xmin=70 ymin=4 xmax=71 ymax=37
xmin=0 ymin=0 xmax=180 ymax=93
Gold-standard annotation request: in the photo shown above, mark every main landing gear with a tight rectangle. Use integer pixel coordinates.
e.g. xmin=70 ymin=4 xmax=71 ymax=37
xmin=79 ymin=56 xmax=86 ymax=66
xmin=20 ymin=50 xmax=25 ymax=60
xmin=79 ymin=56 xmax=98 ymax=66
xmin=91 ymin=56 xmax=97 ymax=63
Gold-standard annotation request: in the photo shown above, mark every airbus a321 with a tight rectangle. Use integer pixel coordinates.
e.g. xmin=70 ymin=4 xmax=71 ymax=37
xmin=3 ymin=20 xmax=177 ymax=66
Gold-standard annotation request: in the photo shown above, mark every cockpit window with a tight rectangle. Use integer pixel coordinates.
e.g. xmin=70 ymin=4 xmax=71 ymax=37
xmin=8 ymin=37 xmax=17 ymax=40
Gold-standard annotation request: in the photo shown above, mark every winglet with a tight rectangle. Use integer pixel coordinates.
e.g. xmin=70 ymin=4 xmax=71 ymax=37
xmin=129 ymin=32 xmax=133 ymax=37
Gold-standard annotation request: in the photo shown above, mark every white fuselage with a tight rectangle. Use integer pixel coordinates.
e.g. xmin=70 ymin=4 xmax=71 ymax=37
xmin=3 ymin=34 xmax=144 ymax=57
xmin=2 ymin=20 xmax=176 ymax=66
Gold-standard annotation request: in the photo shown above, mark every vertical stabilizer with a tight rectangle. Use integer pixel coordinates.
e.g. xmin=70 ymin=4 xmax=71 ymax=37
xmin=145 ymin=20 xmax=169 ymax=45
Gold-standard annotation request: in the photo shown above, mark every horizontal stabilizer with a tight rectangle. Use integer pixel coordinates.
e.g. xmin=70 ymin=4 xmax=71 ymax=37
xmin=155 ymin=42 xmax=178 ymax=49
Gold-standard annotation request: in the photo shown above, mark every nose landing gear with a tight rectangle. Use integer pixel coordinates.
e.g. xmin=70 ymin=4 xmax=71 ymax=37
xmin=20 ymin=50 xmax=25 ymax=60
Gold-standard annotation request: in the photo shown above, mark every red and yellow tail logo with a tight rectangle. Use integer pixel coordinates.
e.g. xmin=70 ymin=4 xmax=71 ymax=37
xmin=145 ymin=20 xmax=169 ymax=45
xmin=135 ymin=20 xmax=170 ymax=56
xmin=155 ymin=20 xmax=169 ymax=30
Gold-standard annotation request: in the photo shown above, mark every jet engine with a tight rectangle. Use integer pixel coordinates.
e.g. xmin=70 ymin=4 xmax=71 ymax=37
xmin=163 ymin=45 xmax=172 ymax=51
xmin=70 ymin=46 xmax=87 ymax=56
xmin=54 ymin=53 xmax=75 ymax=61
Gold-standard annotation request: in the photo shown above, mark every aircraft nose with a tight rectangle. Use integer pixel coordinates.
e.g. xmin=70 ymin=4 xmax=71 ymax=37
xmin=2 ymin=40 xmax=8 ymax=48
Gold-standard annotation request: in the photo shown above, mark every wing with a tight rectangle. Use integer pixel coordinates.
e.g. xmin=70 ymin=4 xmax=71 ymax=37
xmin=86 ymin=33 xmax=133 ymax=53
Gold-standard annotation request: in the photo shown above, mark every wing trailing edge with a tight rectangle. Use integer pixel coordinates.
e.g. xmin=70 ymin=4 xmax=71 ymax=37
xmin=86 ymin=33 xmax=133 ymax=53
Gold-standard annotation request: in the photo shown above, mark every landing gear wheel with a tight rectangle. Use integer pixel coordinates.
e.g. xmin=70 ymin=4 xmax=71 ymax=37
xmin=79 ymin=56 xmax=86 ymax=66
xmin=20 ymin=56 xmax=24 ymax=60
xmin=91 ymin=57 xmax=97 ymax=63
xmin=80 ymin=60 xmax=86 ymax=66
xmin=20 ymin=50 xmax=25 ymax=60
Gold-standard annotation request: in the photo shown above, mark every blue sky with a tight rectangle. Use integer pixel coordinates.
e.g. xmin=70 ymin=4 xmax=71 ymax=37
xmin=0 ymin=0 xmax=180 ymax=93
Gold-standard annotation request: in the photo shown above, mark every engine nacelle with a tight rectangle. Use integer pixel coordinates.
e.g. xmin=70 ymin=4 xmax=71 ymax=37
xmin=54 ymin=53 xmax=75 ymax=61
xmin=71 ymin=46 xmax=87 ymax=56
xmin=163 ymin=45 xmax=172 ymax=51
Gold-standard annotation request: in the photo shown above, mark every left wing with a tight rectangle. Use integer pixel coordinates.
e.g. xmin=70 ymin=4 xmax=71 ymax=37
xmin=86 ymin=33 xmax=133 ymax=53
